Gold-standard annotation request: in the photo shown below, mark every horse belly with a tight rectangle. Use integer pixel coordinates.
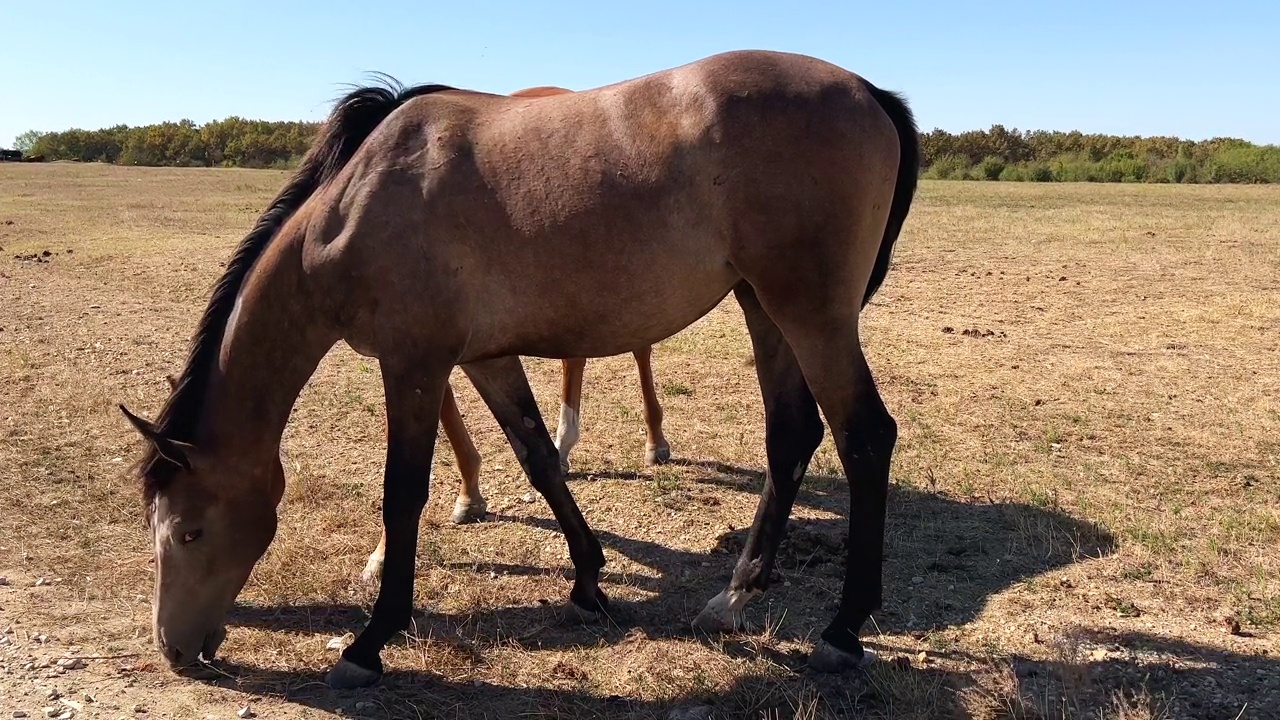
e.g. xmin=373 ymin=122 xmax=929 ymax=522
xmin=474 ymin=253 xmax=738 ymax=361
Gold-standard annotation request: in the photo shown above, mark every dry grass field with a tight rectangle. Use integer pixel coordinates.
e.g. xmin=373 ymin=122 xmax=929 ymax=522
xmin=1 ymin=163 xmax=1277 ymax=719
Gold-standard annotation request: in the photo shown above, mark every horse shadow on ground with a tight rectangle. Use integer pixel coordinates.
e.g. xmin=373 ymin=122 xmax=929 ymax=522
xmin=218 ymin=464 xmax=1275 ymax=718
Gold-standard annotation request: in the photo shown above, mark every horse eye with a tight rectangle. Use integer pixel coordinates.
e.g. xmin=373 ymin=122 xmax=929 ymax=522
xmin=182 ymin=529 xmax=204 ymax=544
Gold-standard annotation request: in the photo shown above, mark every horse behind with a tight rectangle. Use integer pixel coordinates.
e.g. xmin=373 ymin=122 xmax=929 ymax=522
xmin=120 ymin=49 xmax=920 ymax=688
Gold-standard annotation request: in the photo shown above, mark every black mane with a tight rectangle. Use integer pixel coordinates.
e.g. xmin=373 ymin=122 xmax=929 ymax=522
xmin=139 ymin=78 xmax=455 ymax=502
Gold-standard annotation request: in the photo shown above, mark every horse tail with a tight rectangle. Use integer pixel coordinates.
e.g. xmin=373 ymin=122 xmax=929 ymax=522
xmin=861 ymin=83 xmax=921 ymax=308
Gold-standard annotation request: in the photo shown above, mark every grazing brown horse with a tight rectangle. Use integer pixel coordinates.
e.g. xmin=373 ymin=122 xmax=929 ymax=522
xmin=358 ymin=83 xmax=671 ymax=583
xmin=120 ymin=49 xmax=920 ymax=688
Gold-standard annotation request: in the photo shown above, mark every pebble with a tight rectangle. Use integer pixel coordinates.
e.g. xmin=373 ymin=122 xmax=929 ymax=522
xmin=911 ymin=576 xmax=925 ymax=584
xmin=237 ymin=707 xmax=254 ymax=719
xmin=520 ymin=492 xmax=536 ymax=503
xmin=57 ymin=659 xmax=86 ymax=671
xmin=354 ymin=702 xmax=373 ymax=712
xmin=0 ymin=576 xmax=9 ymax=586
xmin=14 ymin=712 xmax=29 ymax=718
xmin=131 ymin=705 xmax=146 ymax=714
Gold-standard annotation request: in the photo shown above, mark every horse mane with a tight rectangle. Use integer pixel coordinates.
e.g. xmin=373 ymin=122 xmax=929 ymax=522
xmin=138 ymin=77 xmax=455 ymax=503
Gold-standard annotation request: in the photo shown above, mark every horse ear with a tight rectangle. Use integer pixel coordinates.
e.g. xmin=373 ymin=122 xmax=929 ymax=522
xmin=119 ymin=404 xmax=194 ymax=471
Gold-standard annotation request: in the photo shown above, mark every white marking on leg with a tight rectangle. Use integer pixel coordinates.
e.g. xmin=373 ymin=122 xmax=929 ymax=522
xmin=360 ymin=545 xmax=384 ymax=583
xmin=554 ymin=403 xmax=580 ymax=466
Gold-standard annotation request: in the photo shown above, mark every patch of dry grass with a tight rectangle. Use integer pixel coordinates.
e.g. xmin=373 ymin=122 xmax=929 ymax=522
xmin=1 ymin=165 xmax=1277 ymax=718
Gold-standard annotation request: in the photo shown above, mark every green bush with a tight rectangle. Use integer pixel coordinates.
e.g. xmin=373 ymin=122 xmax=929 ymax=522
xmin=1205 ymin=145 xmax=1280 ymax=183
xmin=975 ymin=155 xmax=1006 ymax=180
xmin=924 ymin=154 xmax=971 ymax=180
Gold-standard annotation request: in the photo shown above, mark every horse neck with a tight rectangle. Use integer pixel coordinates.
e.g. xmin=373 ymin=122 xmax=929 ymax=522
xmin=199 ymin=231 xmax=337 ymax=466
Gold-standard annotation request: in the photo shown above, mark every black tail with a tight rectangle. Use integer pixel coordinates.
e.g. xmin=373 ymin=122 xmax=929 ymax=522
xmin=137 ymin=77 xmax=454 ymax=498
xmin=860 ymin=84 xmax=921 ymax=308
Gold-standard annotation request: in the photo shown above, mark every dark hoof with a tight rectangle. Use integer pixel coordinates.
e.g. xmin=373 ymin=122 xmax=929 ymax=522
xmin=645 ymin=443 xmax=672 ymax=466
xmin=326 ymin=657 xmax=382 ymax=689
xmin=567 ymin=601 xmax=602 ymax=623
xmin=809 ymin=640 xmax=875 ymax=673
xmin=568 ymin=585 xmax=609 ymax=622
xmin=450 ymin=497 xmax=488 ymax=525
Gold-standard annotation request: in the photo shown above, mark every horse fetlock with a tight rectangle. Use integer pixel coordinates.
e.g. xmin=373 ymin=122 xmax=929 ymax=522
xmin=554 ymin=403 xmax=580 ymax=466
xmin=450 ymin=496 xmax=488 ymax=525
xmin=326 ymin=657 xmax=383 ymax=689
xmin=809 ymin=639 xmax=875 ymax=673
xmin=359 ymin=550 xmax=384 ymax=584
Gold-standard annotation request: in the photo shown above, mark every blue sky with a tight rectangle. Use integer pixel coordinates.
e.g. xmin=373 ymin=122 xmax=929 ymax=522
xmin=3 ymin=0 xmax=1277 ymax=147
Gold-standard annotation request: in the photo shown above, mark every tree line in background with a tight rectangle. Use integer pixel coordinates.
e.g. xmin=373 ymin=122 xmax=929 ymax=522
xmin=13 ymin=118 xmax=315 ymax=169
xmin=920 ymin=125 xmax=1279 ymax=183
xmin=13 ymin=120 xmax=1280 ymax=183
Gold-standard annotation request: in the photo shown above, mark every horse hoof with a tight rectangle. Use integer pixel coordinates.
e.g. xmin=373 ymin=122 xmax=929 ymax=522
xmin=691 ymin=589 xmax=753 ymax=634
xmin=692 ymin=606 xmax=742 ymax=634
xmin=809 ymin=640 xmax=876 ymax=673
xmin=645 ymin=443 xmax=672 ymax=466
xmin=450 ymin=497 xmax=488 ymax=525
xmin=567 ymin=601 xmax=601 ymax=623
xmin=560 ymin=459 xmax=572 ymax=475
xmin=326 ymin=658 xmax=382 ymax=689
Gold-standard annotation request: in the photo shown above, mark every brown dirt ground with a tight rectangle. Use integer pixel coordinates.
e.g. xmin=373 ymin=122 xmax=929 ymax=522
xmin=1 ymin=164 xmax=1277 ymax=719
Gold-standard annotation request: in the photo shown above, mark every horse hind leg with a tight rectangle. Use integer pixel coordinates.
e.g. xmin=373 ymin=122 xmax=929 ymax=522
xmin=633 ymin=345 xmax=671 ymax=465
xmin=749 ymin=288 xmax=897 ymax=672
xmin=555 ymin=358 xmax=586 ymax=473
xmin=440 ymin=382 xmax=487 ymax=524
xmin=693 ymin=283 xmax=824 ymax=633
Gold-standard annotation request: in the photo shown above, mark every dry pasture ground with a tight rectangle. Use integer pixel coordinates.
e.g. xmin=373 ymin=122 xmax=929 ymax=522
xmin=0 ymin=164 xmax=1277 ymax=719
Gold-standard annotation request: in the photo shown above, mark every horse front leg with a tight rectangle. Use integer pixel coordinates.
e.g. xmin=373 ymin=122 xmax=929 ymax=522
xmin=328 ymin=357 xmax=450 ymax=689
